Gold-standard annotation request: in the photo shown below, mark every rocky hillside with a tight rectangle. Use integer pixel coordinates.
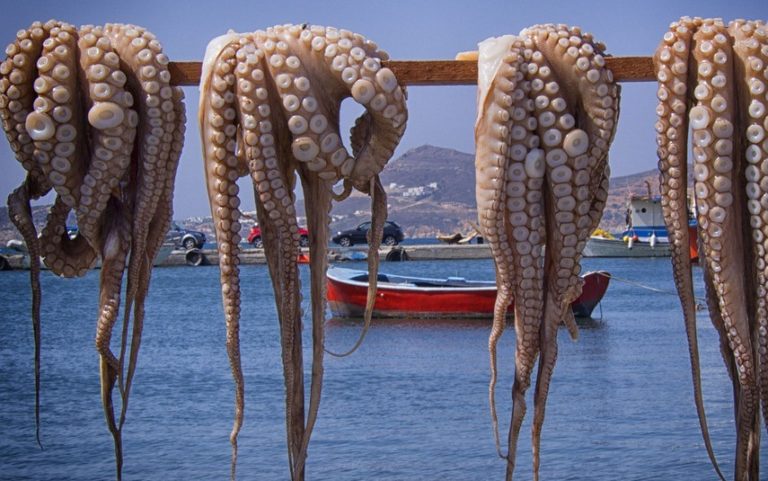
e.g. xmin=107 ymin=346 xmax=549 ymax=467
xmin=317 ymin=145 xmax=680 ymax=237
xmin=0 ymin=145 xmax=689 ymax=243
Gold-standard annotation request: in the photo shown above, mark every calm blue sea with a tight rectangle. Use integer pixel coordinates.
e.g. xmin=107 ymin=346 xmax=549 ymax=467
xmin=0 ymin=256 xmax=763 ymax=480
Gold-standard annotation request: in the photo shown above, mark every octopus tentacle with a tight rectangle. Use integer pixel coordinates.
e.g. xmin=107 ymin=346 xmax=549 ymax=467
xmin=30 ymin=22 xmax=83 ymax=209
xmin=96 ymin=197 xmax=133 ymax=478
xmin=690 ymin=20 xmax=758 ymax=479
xmin=653 ymin=16 xmax=726 ymax=480
xmin=522 ymin=34 xmax=581 ymax=481
xmin=730 ymin=19 xmax=768 ymax=438
xmin=238 ymin=32 xmax=307 ymax=478
xmin=474 ymin=34 xmax=525 ymax=460
xmin=76 ymin=25 xmax=136 ymax=249
xmin=501 ymin=56 xmax=550 ymax=480
xmin=293 ymin=176 xmax=332 ymax=478
xmin=38 ymin=197 xmax=96 ymax=276
xmin=30 ymin=23 xmax=101 ymax=278
xmin=527 ymin=26 xmax=617 ymax=480
xmin=118 ymin=86 xmax=185 ymax=432
xmin=0 ymin=20 xmax=54 ymax=192
xmin=531 ymin=23 xmax=618 ymax=303
xmin=310 ymin=30 xmax=398 ymax=354
xmin=102 ymin=23 xmax=176 ymax=397
xmin=301 ymin=178 xmax=384 ymax=470
xmin=200 ymin=35 xmax=246 ymax=479
xmin=324 ymin=175 xmax=387 ymax=359
xmin=0 ymin=22 xmax=63 ymax=448
xmin=296 ymin=22 xmax=408 ymax=469
xmin=7 ymin=179 xmax=44 ymax=447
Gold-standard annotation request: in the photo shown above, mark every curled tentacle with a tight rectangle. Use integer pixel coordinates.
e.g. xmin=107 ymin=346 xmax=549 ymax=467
xmin=38 ymin=197 xmax=96 ymax=276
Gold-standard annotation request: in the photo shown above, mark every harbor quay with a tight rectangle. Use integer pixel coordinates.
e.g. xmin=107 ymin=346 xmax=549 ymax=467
xmin=162 ymin=243 xmax=493 ymax=267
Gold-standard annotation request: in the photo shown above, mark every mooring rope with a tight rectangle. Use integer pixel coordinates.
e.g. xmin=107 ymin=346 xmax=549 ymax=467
xmin=593 ymin=271 xmax=706 ymax=310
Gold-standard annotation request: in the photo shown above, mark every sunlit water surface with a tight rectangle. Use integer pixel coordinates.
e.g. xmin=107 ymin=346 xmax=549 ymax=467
xmin=1 ymin=256 xmax=763 ymax=480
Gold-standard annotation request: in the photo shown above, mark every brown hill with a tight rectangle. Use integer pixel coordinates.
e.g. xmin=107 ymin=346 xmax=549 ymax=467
xmin=322 ymin=145 xmax=680 ymax=237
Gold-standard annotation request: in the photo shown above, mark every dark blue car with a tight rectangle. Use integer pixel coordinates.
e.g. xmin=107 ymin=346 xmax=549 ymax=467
xmin=332 ymin=221 xmax=404 ymax=247
xmin=165 ymin=223 xmax=207 ymax=250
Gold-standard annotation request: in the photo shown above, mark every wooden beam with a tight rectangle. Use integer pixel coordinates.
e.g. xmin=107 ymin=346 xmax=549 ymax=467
xmin=168 ymin=56 xmax=655 ymax=87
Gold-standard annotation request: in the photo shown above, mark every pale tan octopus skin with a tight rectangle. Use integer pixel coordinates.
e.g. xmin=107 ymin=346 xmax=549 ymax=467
xmin=655 ymin=16 xmax=768 ymax=481
xmin=0 ymin=21 xmax=185 ymax=481
xmin=199 ymin=24 xmax=406 ymax=481
xmin=475 ymin=24 xmax=618 ymax=481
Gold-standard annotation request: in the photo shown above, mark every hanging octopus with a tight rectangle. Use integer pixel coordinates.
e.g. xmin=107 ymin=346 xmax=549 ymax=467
xmin=0 ymin=20 xmax=185 ymax=480
xmin=654 ymin=17 xmax=768 ymax=481
xmin=198 ymin=24 xmax=407 ymax=480
xmin=472 ymin=24 xmax=619 ymax=480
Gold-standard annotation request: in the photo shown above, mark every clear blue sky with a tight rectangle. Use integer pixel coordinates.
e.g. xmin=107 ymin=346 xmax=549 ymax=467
xmin=2 ymin=0 xmax=766 ymax=219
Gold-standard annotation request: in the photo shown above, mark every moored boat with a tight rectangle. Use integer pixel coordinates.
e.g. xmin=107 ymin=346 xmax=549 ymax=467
xmin=583 ymin=236 xmax=671 ymax=258
xmin=326 ymin=267 xmax=611 ymax=319
xmin=584 ymin=195 xmax=698 ymax=259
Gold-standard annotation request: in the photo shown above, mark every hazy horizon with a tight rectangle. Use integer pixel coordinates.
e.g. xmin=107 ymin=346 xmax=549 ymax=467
xmin=2 ymin=0 xmax=766 ymax=219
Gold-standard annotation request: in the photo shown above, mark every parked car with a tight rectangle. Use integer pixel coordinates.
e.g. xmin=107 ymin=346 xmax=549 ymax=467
xmin=248 ymin=225 xmax=309 ymax=248
xmin=332 ymin=221 xmax=404 ymax=247
xmin=165 ymin=223 xmax=206 ymax=250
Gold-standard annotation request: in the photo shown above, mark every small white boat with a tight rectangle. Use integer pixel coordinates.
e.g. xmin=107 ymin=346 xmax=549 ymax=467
xmin=583 ymin=235 xmax=671 ymax=258
xmin=584 ymin=195 xmax=697 ymax=259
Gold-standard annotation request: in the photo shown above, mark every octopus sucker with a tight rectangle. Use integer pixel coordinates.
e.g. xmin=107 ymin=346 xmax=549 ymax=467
xmin=473 ymin=24 xmax=618 ymax=480
xmin=655 ymin=16 xmax=768 ymax=481
xmin=200 ymin=24 xmax=406 ymax=480
xmin=1 ymin=21 xmax=183 ymax=480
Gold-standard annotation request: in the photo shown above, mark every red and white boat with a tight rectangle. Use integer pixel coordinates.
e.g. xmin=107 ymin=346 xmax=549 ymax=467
xmin=326 ymin=267 xmax=611 ymax=319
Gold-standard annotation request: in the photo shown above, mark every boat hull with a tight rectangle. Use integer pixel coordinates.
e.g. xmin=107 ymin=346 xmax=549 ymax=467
xmin=583 ymin=237 xmax=671 ymax=258
xmin=327 ymin=267 xmax=610 ymax=319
